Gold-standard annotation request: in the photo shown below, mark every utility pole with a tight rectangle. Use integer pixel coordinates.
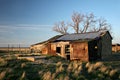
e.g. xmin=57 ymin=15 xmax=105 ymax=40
xmin=19 ymin=44 xmax=21 ymax=54
xmin=8 ymin=44 xmax=9 ymax=53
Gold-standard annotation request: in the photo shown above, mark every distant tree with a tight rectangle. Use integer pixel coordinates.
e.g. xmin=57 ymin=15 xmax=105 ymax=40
xmin=53 ymin=12 xmax=111 ymax=34
xmin=53 ymin=21 xmax=68 ymax=34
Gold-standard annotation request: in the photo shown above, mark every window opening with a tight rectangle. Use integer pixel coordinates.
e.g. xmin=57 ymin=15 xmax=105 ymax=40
xmin=56 ymin=47 xmax=61 ymax=54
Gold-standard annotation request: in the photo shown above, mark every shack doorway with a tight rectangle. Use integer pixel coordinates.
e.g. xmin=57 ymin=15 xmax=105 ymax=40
xmin=65 ymin=45 xmax=70 ymax=60
xmin=88 ymin=40 xmax=101 ymax=61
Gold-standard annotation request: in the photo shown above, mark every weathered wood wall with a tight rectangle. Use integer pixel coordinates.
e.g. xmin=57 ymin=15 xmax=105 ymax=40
xmin=101 ymin=32 xmax=112 ymax=59
xmin=70 ymin=42 xmax=89 ymax=61
xmin=50 ymin=42 xmax=70 ymax=58
xmin=30 ymin=44 xmax=44 ymax=53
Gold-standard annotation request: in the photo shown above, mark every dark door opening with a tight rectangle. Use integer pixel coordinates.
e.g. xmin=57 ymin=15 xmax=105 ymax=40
xmin=88 ymin=40 xmax=101 ymax=61
xmin=66 ymin=55 xmax=70 ymax=60
xmin=56 ymin=47 xmax=61 ymax=54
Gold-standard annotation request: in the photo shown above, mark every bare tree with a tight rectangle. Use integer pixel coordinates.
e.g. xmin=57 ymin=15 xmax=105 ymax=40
xmin=53 ymin=12 xmax=112 ymax=34
xmin=70 ymin=12 xmax=84 ymax=33
xmin=81 ymin=13 xmax=96 ymax=33
xmin=70 ymin=13 xmax=111 ymax=33
xmin=53 ymin=21 xmax=68 ymax=34
xmin=70 ymin=12 xmax=96 ymax=33
xmin=90 ymin=18 xmax=111 ymax=32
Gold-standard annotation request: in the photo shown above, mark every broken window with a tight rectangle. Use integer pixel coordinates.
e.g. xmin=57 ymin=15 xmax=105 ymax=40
xmin=56 ymin=47 xmax=61 ymax=54
xmin=65 ymin=45 xmax=70 ymax=54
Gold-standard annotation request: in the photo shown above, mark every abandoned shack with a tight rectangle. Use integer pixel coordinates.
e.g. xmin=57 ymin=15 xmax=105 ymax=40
xmin=31 ymin=31 xmax=112 ymax=61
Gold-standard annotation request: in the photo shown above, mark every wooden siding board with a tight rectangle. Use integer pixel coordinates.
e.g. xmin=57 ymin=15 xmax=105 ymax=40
xmin=51 ymin=41 xmax=70 ymax=58
xmin=70 ymin=42 xmax=89 ymax=61
xmin=101 ymin=32 xmax=112 ymax=59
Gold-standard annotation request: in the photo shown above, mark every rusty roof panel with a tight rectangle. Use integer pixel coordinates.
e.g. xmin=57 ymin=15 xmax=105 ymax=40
xmin=56 ymin=31 xmax=104 ymax=41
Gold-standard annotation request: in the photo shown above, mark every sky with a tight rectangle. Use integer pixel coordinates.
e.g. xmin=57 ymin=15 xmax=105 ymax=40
xmin=0 ymin=0 xmax=120 ymax=47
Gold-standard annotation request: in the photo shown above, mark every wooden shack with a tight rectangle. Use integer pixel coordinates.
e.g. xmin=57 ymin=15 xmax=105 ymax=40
xmin=31 ymin=31 xmax=112 ymax=61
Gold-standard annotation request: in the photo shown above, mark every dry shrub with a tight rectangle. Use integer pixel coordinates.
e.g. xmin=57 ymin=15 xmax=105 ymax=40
xmin=59 ymin=75 xmax=64 ymax=80
xmin=56 ymin=65 xmax=64 ymax=73
xmin=98 ymin=73 xmax=104 ymax=78
xmin=87 ymin=64 xmax=94 ymax=73
xmin=109 ymin=69 xmax=118 ymax=77
xmin=99 ymin=65 xmax=108 ymax=73
xmin=43 ymin=71 xmax=52 ymax=80
xmin=85 ymin=62 xmax=91 ymax=69
xmin=0 ymin=71 xmax=6 ymax=80
xmin=105 ymin=69 xmax=111 ymax=74
xmin=73 ymin=70 xmax=79 ymax=77
xmin=78 ymin=65 xmax=82 ymax=71
xmin=67 ymin=63 xmax=72 ymax=72
xmin=52 ymin=73 xmax=56 ymax=79
xmin=21 ymin=63 xmax=26 ymax=68
xmin=0 ymin=57 xmax=7 ymax=66
xmin=38 ymin=71 xmax=43 ymax=75
xmin=5 ymin=55 xmax=13 ymax=60
xmin=0 ymin=57 xmax=4 ymax=62
xmin=72 ymin=61 xmax=79 ymax=71
xmin=6 ymin=68 xmax=12 ymax=73
xmin=64 ymin=76 xmax=69 ymax=80
xmin=56 ymin=61 xmax=62 ymax=67
xmin=94 ymin=62 xmax=103 ymax=69
xmin=20 ymin=71 xmax=26 ymax=80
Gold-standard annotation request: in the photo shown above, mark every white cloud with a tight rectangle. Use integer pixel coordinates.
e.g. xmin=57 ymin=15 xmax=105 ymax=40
xmin=0 ymin=24 xmax=53 ymax=33
xmin=16 ymin=24 xmax=53 ymax=30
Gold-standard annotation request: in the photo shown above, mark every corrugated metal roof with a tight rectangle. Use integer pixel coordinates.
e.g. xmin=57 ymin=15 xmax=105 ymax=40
xmin=56 ymin=31 xmax=105 ymax=41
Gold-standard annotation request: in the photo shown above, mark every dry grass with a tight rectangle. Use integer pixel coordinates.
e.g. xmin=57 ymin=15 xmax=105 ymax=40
xmin=85 ymin=62 xmax=91 ymax=68
xmin=67 ymin=63 xmax=72 ymax=72
xmin=20 ymin=71 xmax=26 ymax=80
xmin=87 ymin=64 xmax=94 ymax=73
xmin=64 ymin=76 xmax=69 ymax=80
xmin=109 ymin=69 xmax=118 ymax=77
xmin=21 ymin=63 xmax=26 ymax=68
xmin=56 ymin=61 xmax=62 ymax=67
xmin=94 ymin=62 xmax=103 ymax=69
xmin=0 ymin=71 xmax=6 ymax=80
xmin=43 ymin=71 xmax=52 ymax=80
xmin=0 ymin=57 xmax=7 ymax=66
xmin=0 ymin=52 xmax=120 ymax=80
xmin=99 ymin=65 xmax=108 ymax=73
xmin=56 ymin=64 xmax=64 ymax=73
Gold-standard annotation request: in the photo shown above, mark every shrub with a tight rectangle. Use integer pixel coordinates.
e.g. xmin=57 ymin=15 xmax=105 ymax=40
xmin=42 ymin=71 xmax=52 ymax=80
xmin=0 ymin=57 xmax=7 ymax=66
xmin=0 ymin=70 xmax=6 ymax=80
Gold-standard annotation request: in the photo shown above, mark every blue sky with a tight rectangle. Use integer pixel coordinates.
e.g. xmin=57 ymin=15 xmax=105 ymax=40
xmin=0 ymin=0 xmax=120 ymax=47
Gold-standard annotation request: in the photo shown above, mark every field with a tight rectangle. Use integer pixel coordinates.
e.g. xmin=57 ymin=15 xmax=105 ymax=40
xmin=0 ymin=52 xmax=120 ymax=80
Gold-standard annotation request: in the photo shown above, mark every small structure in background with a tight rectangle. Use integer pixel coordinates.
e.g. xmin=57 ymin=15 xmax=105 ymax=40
xmin=31 ymin=31 xmax=112 ymax=61
xmin=112 ymin=44 xmax=120 ymax=52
